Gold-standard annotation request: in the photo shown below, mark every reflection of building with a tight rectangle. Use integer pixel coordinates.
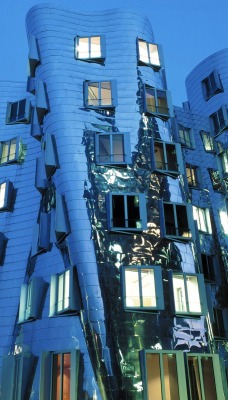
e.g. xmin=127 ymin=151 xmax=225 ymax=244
xmin=0 ymin=4 xmax=227 ymax=399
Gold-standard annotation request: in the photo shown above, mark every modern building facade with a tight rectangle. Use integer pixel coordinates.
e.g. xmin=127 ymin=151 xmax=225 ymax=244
xmin=0 ymin=3 xmax=227 ymax=399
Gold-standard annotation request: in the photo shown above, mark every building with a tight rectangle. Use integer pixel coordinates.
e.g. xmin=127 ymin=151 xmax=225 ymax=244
xmin=0 ymin=3 xmax=227 ymax=399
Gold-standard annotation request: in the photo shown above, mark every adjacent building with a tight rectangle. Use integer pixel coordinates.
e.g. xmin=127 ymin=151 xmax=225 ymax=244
xmin=0 ymin=4 xmax=227 ymax=399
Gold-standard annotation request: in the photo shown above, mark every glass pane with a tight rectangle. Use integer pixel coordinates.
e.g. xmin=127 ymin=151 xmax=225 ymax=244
xmin=201 ymin=357 xmax=217 ymax=400
xmin=163 ymin=354 xmax=180 ymax=400
xmin=166 ymin=144 xmax=178 ymax=171
xmin=198 ymin=208 xmax=207 ymax=232
xmin=138 ymin=40 xmax=149 ymax=63
xmin=154 ymin=142 xmax=165 ymax=169
xmin=64 ymin=270 xmax=70 ymax=309
xmin=63 ymin=353 xmax=71 ymax=400
xmin=9 ymin=139 xmax=17 ymax=161
xmin=188 ymin=356 xmax=202 ymax=400
xmin=98 ymin=135 xmax=111 ymax=162
xmin=125 ymin=268 xmax=140 ymax=307
xmin=173 ymin=275 xmax=187 ymax=312
xmin=186 ymin=275 xmax=201 ymax=313
xmin=18 ymin=99 xmax=26 ymax=120
xmin=112 ymin=195 xmax=125 ymax=227
xmin=0 ymin=183 xmax=6 ymax=208
xmin=141 ymin=269 xmax=156 ymax=307
xmin=146 ymin=88 xmax=156 ymax=113
xmin=113 ymin=134 xmax=124 ymax=162
xmin=1 ymin=143 xmax=9 ymax=164
xmin=202 ymin=132 xmax=214 ymax=151
xmin=212 ymin=113 xmax=220 ymax=134
xmin=218 ymin=108 xmax=225 ymax=130
xmin=164 ymin=203 xmax=175 ymax=235
xmin=78 ymin=37 xmax=89 ymax=58
xmin=57 ymin=273 xmax=64 ymax=312
xmin=101 ymin=82 xmax=112 ymax=106
xmin=88 ymin=82 xmax=99 ymax=106
xmin=91 ymin=36 xmax=101 ymax=58
xmin=127 ymin=195 xmax=140 ymax=228
xmin=10 ymin=102 xmax=18 ymax=122
xmin=148 ymin=43 xmax=160 ymax=66
xmin=146 ymin=353 xmax=162 ymax=400
xmin=157 ymin=90 xmax=168 ymax=114
xmin=176 ymin=205 xmax=190 ymax=237
xmin=221 ymin=151 xmax=228 ymax=174
xmin=52 ymin=354 xmax=61 ymax=400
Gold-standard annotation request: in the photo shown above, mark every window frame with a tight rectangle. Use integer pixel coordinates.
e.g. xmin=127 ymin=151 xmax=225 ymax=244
xmin=0 ymin=180 xmax=13 ymax=211
xmin=193 ymin=206 xmax=212 ymax=234
xmin=95 ymin=131 xmax=131 ymax=165
xmin=208 ymin=168 xmax=225 ymax=192
xmin=200 ymin=254 xmax=216 ymax=282
xmin=106 ymin=192 xmax=147 ymax=232
xmin=144 ymin=85 xmax=173 ymax=119
xmin=159 ymin=201 xmax=193 ymax=241
xmin=151 ymin=140 xmax=183 ymax=176
xmin=202 ymin=69 xmax=223 ymax=100
xmin=178 ymin=125 xmax=194 ymax=149
xmin=18 ymin=277 xmax=46 ymax=324
xmin=75 ymin=35 xmax=105 ymax=62
xmin=6 ymin=98 xmax=31 ymax=124
xmin=0 ymin=137 xmax=20 ymax=165
xmin=122 ymin=265 xmax=164 ymax=311
xmin=84 ymin=80 xmax=117 ymax=109
xmin=200 ymin=130 xmax=215 ymax=152
xmin=137 ymin=38 xmax=163 ymax=70
xmin=218 ymin=150 xmax=228 ymax=179
xmin=210 ymin=105 xmax=228 ymax=136
xmin=186 ymin=163 xmax=201 ymax=188
xmin=28 ymin=35 xmax=40 ymax=77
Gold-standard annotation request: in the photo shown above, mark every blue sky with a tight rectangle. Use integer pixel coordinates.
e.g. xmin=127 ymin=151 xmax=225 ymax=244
xmin=0 ymin=0 xmax=227 ymax=106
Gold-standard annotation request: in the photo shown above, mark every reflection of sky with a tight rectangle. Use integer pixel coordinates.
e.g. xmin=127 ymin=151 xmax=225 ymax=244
xmin=175 ymin=242 xmax=195 ymax=273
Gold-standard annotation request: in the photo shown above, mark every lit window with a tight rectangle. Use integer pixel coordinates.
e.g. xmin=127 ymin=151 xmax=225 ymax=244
xmin=152 ymin=141 xmax=183 ymax=176
xmin=210 ymin=106 xmax=228 ymax=136
xmin=6 ymin=98 xmax=31 ymax=124
xmin=106 ymin=192 xmax=147 ymax=232
xmin=145 ymin=86 xmax=172 ymax=119
xmin=0 ymin=181 xmax=13 ymax=211
xmin=138 ymin=39 xmax=162 ymax=69
xmin=18 ymin=277 xmax=46 ymax=323
xmin=84 ymin=80 xmax=117 ymax=109
xmin=0 ymin=138 xmax=21 ymax=165
xmin=178 ymin=125 xmax=193 ymax=148
xmin=75 ymin=35 xmax=105 ymax=61
xmin=202 ymin=70 xmax=223 ymax=100
xmin=201 ymin=254 xmax=215 ymax=282
xmin=95 ymin=132 xmax=131 ymax=165
xmin=208 ymin=169 xmax=225 ymax=192
xmin=160 ymin=202 xmax=192 ymax=240
xmin=172 ymin=273 xmax=206 ymax=315
xmin=122 ymin=266 xmax=164 ymax=310
xmin=49 ymin=267 xmax=81 ymax=316
xmin=200 ymin=131 xmax=215 ymax=152
xmin=219 ymin=209 xmax=228 ymax=235
xmin=219 ymin=150 xmax=228 ymax=177
xmin=186 ymin=164 xmax=200 ymax=188
xmin=193 ymin=206 xmax=212 ymax=234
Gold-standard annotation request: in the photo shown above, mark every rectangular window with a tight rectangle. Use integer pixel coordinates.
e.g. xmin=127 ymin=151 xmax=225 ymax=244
xmin=200 ymin=131 xmax=215 ymax=152
xmin=201 ymin=254 xmax=215 ymax=282
xmin=193 ymin=206 xmax=212 ymax=234
xmin=138 ymin=39 xmax=162 ymax=69
xmin=0 ymin=181 xmax=13 ymax=211
xmin=28 ymin=35 xmax=40 ymax=77
xmin=106 ymin=192 xmax=147 ymax=232
xmin=52 ymin=353 xmax=71 ymax=400
xmin=202 ymin=70 xmax=223 ymax=100
xmin=95 ymin=132 xmax=131 ymax=165
xmin=18 ymin=277 xmax=46 ymax=323
xmin=186 ymin=164 xmax=200 ymax=188
xmin=75 ymin=35 xmax=105 ymax=61
xmin=212 ymin=308 xmax=226 ymax=338
xmin=219 ymin=206 xmax=228 ymax=235
xmin=210 ymin=106 xmax=228 ymax=136
xmin=208 ymin=169 xmax=225 ymax=192
xmin=6 ymin=98 xmax=31 ymax=124
xmin=219 ymin=150 xmax=228 ymax=178
xmin=178 ymin=125 xmax=193 ymax=148
xmin=122 ymin=266 xmax=164 ymax=310
xmin=160 ymin=202 xmax=192 ymax=240
xmin=0 ymin=138 xmax=19 ymax=164
xmin=84 ymin=80 xmax=117 ymax=109
xmin=152 ymin=141 xmax=183 ymax=176
xmin=145 ymin=86 xmax=172 ymax=119
xmin=172 ymin=273 xmax=205 ymax=315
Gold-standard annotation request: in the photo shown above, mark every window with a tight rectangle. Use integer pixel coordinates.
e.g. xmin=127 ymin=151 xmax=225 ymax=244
xmin=219 ymin=150 xmax=228 ymax=178
xmin=75 ymin=35 xmax=105 ymax=61
xmin=200 ymin=131 xmax=215 ymax=152
xmin=219 ymin=207 xmax=228 ymax=235
xmin=49 ymin=267 xmax=81 ymax=316
xmin=31 ymin=213 xmax=51 ymax=257
xmin=201 ymin=254 xmax=215 ymax=282
xmin=0 ymin=138 xmax=20 ymax=164
xmin=145 ymin=86 xmax=173 ymax=119
xmin=0 ymin=181 xmax=13 ymax=211
xmin=84 ymin=80 xmax=117 ymax=109
xmin=55 ymin=194 xmax=70 ymax=243
xmin=45 ymin=134 xmax=59 ymax=178
xmin=186 ymin=164 xmax=200 ymax=188
xmin=106 ymin=192 xmax=147 ymax=232
xmin=151 ymin=141 xmax=183 ymax=176
xmin=137 ymin=39 xmax=162 ymax=69
xmin=212 ymin=308 xmax=226 ymax=338
xmin=40 ymin=350 xmax=80 ymax=400
xmin=160 ymin=202 xmax=192 ymax=240
xmin=18 ymin=277 xmax=46 ymax=323
xmin=193 ymin=206 xmax=212 ymax=234
xmin=178 ymin=125 xmax=194 ymax=148
xmin=6 ymin=98 xmax=31 ymax=124
xmin=171 ymin=273 xmax=207 ymax=316
xmin=202 ymin=69 xmax=223 ymax=100
xmin=28 ymin=35 xmax=40 ymax=77
xmin=208 ymin=169 xmax=225 ymax=192
xmin=95 ymin=132 xmax=131 ymax=165
xmin=122 ymin=266 xmax=164 ymax=310
xmin=210 ymin=106 xmax=228 ymax=136
xmin=0 ymin=232 xmax=7 ymax=266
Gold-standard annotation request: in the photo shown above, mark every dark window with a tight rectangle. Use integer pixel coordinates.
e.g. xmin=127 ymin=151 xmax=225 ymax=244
xmin=201 ymin=254 xmax=215 ymax=281
xmin=202 ymin=70 xmax=223 ymax=100
xmin=162 ymin=202 xmax=191 ymax=239
xmin=6 ymin=99 xmax=31 ymax=124
xmin=212 ymin=308 xmax=226 ymax=338
xmin=152 ymin=141 xmax=182 ymax=175
xmin=210 ymin=106 xmax=228 ymax=136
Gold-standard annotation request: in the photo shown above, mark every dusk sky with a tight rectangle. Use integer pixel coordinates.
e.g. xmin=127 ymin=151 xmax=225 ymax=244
xmin=0 ymin=0 xmax=227 ymax=106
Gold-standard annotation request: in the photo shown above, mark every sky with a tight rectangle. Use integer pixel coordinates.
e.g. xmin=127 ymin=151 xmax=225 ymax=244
xmin=0 ymin=0 xmax=227 ymax=106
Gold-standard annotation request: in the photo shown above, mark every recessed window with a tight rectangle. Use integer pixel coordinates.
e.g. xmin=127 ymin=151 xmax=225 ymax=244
xmin=202 ymin=69 xmax=223 ymax=100
xmin=0 ymin=138 xmax=20 ymax=165
xmin=18 ymin=277 xmax=46 ymax=323
xmin=219 ymin=150 xmax=228 ymax=178
xmin=6 ymin=98 xmax=31 ymax=124
xmin=160 ymin=202 xmax=192 ymax=240
xmin=200 ymin=131 xmax=215 ymax=152
xmin=137 ymin=39 xmax=162 ymax=70
xmin=208 ymin=169 xmax=225 ymax=192
xmin=55 ymin=194 xmax=70 ymax=243
xmin=178 ymin=125 xmax=194 ymax=148
xmin=186 ymin=164 xmax=200 ymax=188
xmin=106 ymin=192 xmax=147 ymax=232
xmin=201 ymin=254 xmax=215 ymax=282
xmin=75 ymin=35 xmax=105 ymax=61
xmin=152 ymin=141 xmax=182 ymax=176
xmin=0 ymin=181 xmax=13 ymax=211
xmin=171 ymin=273 xmax=207 ymax=315
xmin=212 ymin=308 xmax=226 ymax=338
xmin=122 ymin=266 xmax=164 ymax=311
xmin=193 ymin=206 xmax=212 ymax=234
xmin=144 ymin=86 xmax=172 ymax=119
xmin=84 ymin=80 xmax=117 ymax=109
xmin=95 ymin=132 xmax=131 ymax=165
xmin=49 ymin=267 xmax=81 ymax=316
xmin=210 ymin=106 xmax=228 ymax=136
